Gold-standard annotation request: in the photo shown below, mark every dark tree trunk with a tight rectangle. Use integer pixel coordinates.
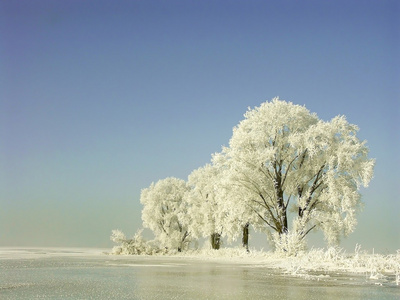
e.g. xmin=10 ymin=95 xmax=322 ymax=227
xmin=274 ymin=161 xmax=288 ymax=235
xmin=242 ymin=223 xmax=250 ymax=252
xmin=210 ymin=233 xmax=221 ymax=250
xmin=276 ymin=185 xmax=288 ymax=234
xmin=178 ymin=230 xmax=189 ymax=252
xmin=281 ymin=210 xmax=288 ymax=234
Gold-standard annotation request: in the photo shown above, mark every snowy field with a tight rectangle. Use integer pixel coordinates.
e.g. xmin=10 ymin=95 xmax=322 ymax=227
xmin=0 ymin=247 xmax=399 ymax=300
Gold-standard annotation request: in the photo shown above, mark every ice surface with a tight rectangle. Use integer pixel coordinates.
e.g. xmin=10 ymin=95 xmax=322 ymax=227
xmin=0 ymin=248 xmax=399 ymax=300
xmin=0 ymin=247 xmax=106 ymax=260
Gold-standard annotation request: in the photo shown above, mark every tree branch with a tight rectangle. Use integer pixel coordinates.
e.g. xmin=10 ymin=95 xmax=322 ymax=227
xmin=300 ymin=224 xmax=317 ymax=240
xmin=282 ymin=154 xmax=299 ymax=186
xmin=258 ymin=193 xmax=280 ymax=228
xmin=251 ymin=208 xmax=278 ymax=232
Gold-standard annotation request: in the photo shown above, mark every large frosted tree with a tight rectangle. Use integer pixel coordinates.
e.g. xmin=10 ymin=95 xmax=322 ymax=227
xmin=218 ymin=98 xmax=374 ymax=253
xmin=140 ymin=177 xmax=191 ymax=252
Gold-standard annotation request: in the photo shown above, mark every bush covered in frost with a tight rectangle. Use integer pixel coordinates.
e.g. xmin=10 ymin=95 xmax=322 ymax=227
xmin=272 ymin=231 xmax=307 ymax=256
xmin=272 ymin=245 xmax=400 ymax=285
xmin=110 ymin=229 xmax=165 ymax=255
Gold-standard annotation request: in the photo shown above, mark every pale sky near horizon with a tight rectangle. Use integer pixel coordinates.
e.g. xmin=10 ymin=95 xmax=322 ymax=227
xmin=1 ymin=0 xmax=399 ymax=252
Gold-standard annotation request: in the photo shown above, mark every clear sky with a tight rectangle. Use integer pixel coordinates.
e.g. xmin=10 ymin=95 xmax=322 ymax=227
xmin=1 ymin=0 xmax=399 ymax=252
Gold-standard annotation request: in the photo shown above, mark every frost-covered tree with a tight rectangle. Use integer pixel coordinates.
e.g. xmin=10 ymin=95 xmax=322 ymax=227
xmin=212 ymin=153 xmax=258 ymax=251
xmin=185 ymin=164 xmax=227 ymax=249
xmin=186 ymin=162 xmax=255 ymax=250
xmin=140 ymin=177 xmax=191 ymax=252
xmin=219 ymin=98 xmax=374 ymax=253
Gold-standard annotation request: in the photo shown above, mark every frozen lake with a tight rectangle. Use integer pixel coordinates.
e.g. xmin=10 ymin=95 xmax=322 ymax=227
xmin=0 ymin=248 xmax=398 ymax=299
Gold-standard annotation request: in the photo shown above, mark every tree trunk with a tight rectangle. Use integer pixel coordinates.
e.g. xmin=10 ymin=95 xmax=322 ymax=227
xmin=210 ymin=233 xmax=221 ymax=250
xmin=281 ymin=210 xmax=288 ymax=234
xmin=242 ymin=223 xmax=250 ymax=252
xmin=276 ymin=187 xmax=288 ymax=234
xmin=274 ymin=163 xmax=288 ymax=234
xmin=178 ymin=230 xmax=189 ymax=252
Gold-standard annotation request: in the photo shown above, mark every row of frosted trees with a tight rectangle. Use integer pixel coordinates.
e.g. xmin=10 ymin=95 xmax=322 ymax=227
xmin=112 ymin=99 xmax=374 ymax=255
xmin=140 ymin=167 xmax=251 ymax=253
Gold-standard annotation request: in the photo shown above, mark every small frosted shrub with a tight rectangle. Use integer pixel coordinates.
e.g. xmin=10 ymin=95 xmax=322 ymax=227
xmin=110 ymin=229 xmax=162 ymax=255
xmin=324 ymin=246 xmax=345 ymax=262
xmin=272 ymin=231 xmax=307 ymax=256
xmin=110 ymin=230 xmax=127 ymax=244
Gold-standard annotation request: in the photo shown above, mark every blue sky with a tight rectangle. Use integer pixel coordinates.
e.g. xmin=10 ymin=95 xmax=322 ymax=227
xmin=1 ymin=0 xmax=399 ymax=252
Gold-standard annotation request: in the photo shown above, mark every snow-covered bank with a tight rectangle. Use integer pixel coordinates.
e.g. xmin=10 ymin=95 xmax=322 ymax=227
xmin=109 ymin=245 xmax=400 ymax=286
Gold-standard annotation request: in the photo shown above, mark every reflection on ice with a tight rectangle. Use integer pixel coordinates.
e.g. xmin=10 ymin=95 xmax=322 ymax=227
xmin=0 ymin=248 xmax=399 ymax=300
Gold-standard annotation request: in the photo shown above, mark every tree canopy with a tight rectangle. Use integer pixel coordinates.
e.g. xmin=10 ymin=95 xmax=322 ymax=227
xmin=215 ymin=98 xmax=374 ymax=252
xmin=140 ymin=177 xmax=191 ymax=252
